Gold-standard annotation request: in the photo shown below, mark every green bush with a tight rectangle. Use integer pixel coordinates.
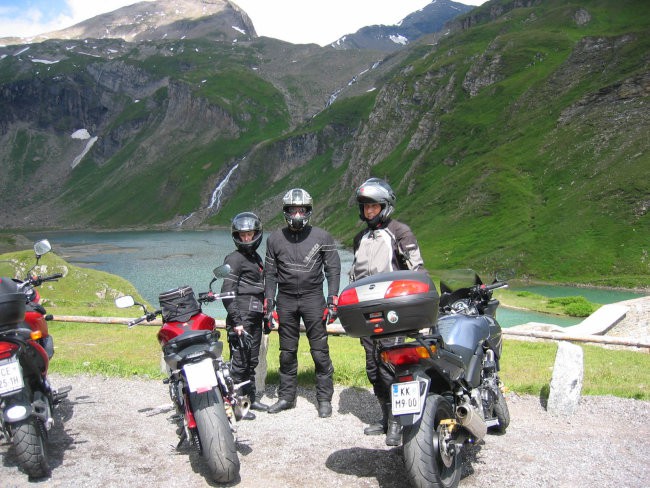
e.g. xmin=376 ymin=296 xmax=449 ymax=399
xmin=549 ymin=296 xmax=595 ymax=317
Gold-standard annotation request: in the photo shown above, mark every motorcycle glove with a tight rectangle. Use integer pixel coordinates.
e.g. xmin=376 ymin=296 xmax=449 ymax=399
xmin=263 ymin=310 xmax=279 ymax=334
xmin=263 ymin=298 xmax=276 ymax=332
xmin=322 ymin=295 xmax=338 ymax=325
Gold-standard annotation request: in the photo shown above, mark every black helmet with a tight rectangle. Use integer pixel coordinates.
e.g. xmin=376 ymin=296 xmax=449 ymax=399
xmin=231 ymin=212 xmax=263 ymax=253
xmin=356 ymin=177 xmax=395 ymax=228
xmin=282 ymin=188 xmax=313 ymax=231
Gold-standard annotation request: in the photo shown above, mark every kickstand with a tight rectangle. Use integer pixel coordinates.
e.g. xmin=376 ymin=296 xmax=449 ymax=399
xmin=176 ymin=429 xmax=187 ymax=450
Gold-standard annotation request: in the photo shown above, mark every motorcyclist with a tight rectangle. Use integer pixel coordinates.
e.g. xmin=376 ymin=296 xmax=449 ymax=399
xmin=221 ymin=212 xmax=269 ymax=419
xmin=263 ymin=189 xmax=341 ymax=418
xmin=349 ymin=177 xmax=425 ymax=446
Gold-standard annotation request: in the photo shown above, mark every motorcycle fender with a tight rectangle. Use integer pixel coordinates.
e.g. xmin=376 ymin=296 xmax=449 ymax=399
xmin=392 ymin=376 xmax=430 ymax=426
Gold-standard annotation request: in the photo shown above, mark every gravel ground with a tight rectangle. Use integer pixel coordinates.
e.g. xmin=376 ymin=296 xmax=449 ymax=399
xmin=1 ymin=374 xmax=649 ymax=488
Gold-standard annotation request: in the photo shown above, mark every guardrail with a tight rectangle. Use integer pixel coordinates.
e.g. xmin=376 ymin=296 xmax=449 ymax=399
xmin=50 ymin=315 xmax=649 ymax=349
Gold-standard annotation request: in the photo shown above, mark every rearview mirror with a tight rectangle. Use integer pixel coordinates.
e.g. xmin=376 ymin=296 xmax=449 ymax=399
xmin=115 ymin=295 xmax=135 ymax=308
xmin=212 ymin=264 xmax=231 ymax=279
xmin=33 ymin=239 xmax=52 ymax=257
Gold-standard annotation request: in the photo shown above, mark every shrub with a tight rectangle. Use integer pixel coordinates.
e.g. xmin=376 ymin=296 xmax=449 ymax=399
xmin=549 ymin=296 xmax=595 ymax=317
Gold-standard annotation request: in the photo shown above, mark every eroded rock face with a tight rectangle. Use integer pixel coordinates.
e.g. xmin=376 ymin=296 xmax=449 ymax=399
xmin=574 ymin=8 xmax=592 ymax=26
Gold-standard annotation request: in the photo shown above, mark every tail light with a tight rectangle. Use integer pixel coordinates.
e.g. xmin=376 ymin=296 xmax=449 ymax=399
xmin=338 ymin=288 xmax=359 ymax=306
xmin=381 ymin=344 xmax=436 ymax=367
xmin=0 ymin=342 xmax=20 ymax=360
xmin=385 ymin=280 xmax=430 ymax=298
xmin=339 ymin=279 xmax=429 ymax=307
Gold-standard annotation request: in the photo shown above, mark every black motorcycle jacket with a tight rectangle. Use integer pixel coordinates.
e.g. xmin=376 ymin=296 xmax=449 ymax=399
xmin=350 ymin=218 xmax=424 ymax=282
xmin=264 ymin=225 xmax=341 ymax=298
xmin=220 ymin=249 xmax=264 ymax=328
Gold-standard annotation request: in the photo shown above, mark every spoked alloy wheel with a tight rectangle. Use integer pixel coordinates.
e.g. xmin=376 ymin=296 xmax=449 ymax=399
xmin=403 ymin=394 xmax=461 ymax=488
xmin=12 ymin=418 xmax=51 ymax=478
xmin=189 ymin=389 xmax=239 ymax=483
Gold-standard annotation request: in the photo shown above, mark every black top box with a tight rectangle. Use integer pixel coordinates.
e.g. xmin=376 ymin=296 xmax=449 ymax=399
xmin=337 ymin=270 xmax=439 ymax=338
xmin=0 ymin=278 xmax=26 ymax=328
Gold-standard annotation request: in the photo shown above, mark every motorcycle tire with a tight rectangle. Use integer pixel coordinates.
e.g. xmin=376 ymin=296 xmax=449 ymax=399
xmin=489 ymin=384 xmax=510 ymax=434
xmin=11 ymin=418 xmax=50 ymax=478
xmin=403 ymin=394 xmax=461 ymax=488
xmin=189 ymin=389 xmax=240 ymax=483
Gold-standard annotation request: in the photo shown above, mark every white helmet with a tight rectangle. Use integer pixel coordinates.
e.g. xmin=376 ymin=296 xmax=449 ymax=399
xmin=282 ymin=188 xmax=313 ymax=231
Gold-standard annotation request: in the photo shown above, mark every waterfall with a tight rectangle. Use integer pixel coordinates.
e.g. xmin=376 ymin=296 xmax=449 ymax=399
xmin=208 ymin=164 xmax=239 ymax=210
xmin=177 ymin=212 xmax=195 ymax=226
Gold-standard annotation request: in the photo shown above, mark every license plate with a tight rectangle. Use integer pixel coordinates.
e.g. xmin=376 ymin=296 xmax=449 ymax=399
xmin=0 ymin=359 xmax=24 ymax=395
xmin=391 ymin=380 xmax=423 ymax=415
xmin=184 ymin=358 xmax=218 ymax=393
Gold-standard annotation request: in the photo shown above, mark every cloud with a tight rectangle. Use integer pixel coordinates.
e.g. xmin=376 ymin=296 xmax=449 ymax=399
xmin=0 ymin=0 xmax=145 ymax=39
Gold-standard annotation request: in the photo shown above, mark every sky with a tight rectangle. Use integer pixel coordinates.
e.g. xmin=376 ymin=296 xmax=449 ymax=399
xmin=0 ymin=0 xmax=487 ymax=45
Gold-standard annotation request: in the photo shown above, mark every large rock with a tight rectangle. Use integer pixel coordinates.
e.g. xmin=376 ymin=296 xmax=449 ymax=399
xmin=547 ymin=342 xmax=584 ymax=416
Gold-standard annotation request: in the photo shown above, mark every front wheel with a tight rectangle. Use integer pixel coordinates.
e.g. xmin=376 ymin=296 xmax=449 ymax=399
xmin=189 ymin=389 xmax=239 ymax=483
xmin=11 ymin=418 xmax=50 ymax=478
xmin=403 ymin=394 xmax=461 ymax=488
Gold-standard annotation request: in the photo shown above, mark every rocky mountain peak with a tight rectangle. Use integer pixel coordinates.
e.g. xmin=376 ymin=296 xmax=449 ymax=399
xmin=1 ymin=0 xmax=256 ymax=45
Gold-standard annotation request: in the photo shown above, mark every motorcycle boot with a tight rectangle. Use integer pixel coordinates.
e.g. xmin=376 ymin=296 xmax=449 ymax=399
xmin=267 ymin=398 xmax=296 ymax=414
xmin=250 ymin=392 xmax=269 ymax=412
xmin=364 ymin=402 xmax=389 ymax=435
xmin=318 ymin=400 xmax=332 ymax=418
xmin=385 ymin=407 xmax=402 ymax=446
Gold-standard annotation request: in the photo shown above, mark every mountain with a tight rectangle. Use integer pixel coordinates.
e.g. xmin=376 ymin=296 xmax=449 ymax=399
xmin=329 ymin=0 xmax=474 ymax=52
xmin=0 ymin=0 xmax=257 ymax=45
xmin=0 ymin=0 xmax=648 ymax=287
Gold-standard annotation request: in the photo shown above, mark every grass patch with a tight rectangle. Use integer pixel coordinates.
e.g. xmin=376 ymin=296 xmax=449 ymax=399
xmin=47 ymin=323 xmax=650 ymax=401
xmin=495 ymin=289 xmax=599 ymax=317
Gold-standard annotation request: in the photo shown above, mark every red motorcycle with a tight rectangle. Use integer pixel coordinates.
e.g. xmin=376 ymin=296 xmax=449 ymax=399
xmin=115 ymin=264 xmax=247 ymax=483
xmin=0 ymin=239 xmax=70 ymax=478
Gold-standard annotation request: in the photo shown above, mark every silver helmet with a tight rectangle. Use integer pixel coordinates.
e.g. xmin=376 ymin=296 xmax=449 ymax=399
xmin=282 ymin=188 xmax=313 ymax=231
xmin=356 ymin=177 xmax=395 ymax=228
xmin=231 ymin=212 xmax=263 ymax=253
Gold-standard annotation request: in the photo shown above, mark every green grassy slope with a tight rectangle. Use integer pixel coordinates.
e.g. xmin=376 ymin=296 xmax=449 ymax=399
xmin=244 ymin=0 xmax=650 ymax=287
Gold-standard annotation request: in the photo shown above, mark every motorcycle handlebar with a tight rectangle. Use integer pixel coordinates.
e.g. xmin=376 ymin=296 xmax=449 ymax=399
xmin=127 ymin=310 xmax=160 ymax=328
xmin=41 ymin=273 xmax=63 ymax=282
xmin=198 ymin=291 xmax=235 ymax=303
xmin=485 ymin=281 xmax=508 ymax=291
xmin=127 ymin=317 xmax=147 ymax=327
xmin=25 ymin=273 xmax=64 ymax=286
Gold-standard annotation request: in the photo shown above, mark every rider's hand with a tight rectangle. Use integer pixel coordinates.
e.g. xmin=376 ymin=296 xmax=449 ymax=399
xmin=322 ymin=295 xmax=338 ymax=325
xmin=263 ymin=298 xmax=275 ymax=325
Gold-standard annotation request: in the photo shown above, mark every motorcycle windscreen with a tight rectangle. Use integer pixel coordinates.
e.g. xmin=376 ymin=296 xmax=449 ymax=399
xmin=183 ymin=358 xmax=219 ymax=393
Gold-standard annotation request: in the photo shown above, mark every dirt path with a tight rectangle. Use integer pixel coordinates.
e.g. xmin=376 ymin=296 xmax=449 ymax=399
xmin=1 ymin=374 xmax=649 ymax=487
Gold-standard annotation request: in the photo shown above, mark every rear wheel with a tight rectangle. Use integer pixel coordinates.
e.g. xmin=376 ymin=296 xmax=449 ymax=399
xmin=12 ymin=418 xmax=50 ymax=478
xmin=489 ymin=383 xmax=510 ymax=434
xmin=189 ymin=389 xmax=239 ymax=483
xmin=403 ymin=394 xmax=461 ymax=488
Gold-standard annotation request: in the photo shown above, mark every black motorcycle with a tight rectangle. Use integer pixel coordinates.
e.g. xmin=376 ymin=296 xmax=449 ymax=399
xmin=338 ymin=269 xmax=510 ymax=488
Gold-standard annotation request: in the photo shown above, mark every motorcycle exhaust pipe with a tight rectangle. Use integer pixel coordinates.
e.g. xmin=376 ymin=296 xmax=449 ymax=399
xmin=233 ymin=397 xmax=251 ymax=422
xmin=456 ymin=404 xmax=487 ymax=441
